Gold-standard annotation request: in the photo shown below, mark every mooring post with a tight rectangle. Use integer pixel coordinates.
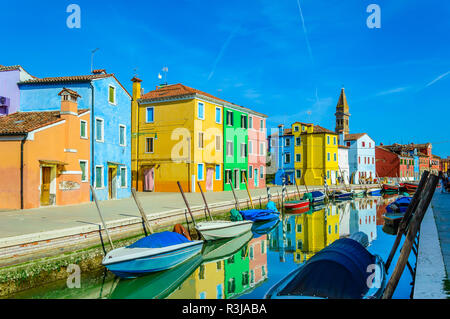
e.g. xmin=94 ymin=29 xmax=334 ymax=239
xmin=90 ymin=185 xmax=114 ymax=251
xmin=382 ymin=174 xmax=438 ymax=299
xmin=131 ymin=188 xmax=153 ymax=235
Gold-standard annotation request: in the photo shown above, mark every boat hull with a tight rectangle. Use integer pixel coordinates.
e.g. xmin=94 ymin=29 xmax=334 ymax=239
xmin=367 ymin=189 xmax=382 ymax=196
xmin=103 ymin=241 xmax=204 ymax=278
xmin=195 ymin=220 xmax=253 ymax=241
xmin=284 ymin=200 xmax=309 ymax=210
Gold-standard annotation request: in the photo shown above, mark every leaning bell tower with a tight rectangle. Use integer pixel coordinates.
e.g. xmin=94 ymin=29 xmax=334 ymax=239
xmin=335 ymin=87 xmax=350 ymax=135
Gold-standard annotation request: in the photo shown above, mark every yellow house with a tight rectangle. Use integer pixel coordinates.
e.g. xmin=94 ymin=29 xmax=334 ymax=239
xmin=167 ymin=260 xmax=225 ymax=299
xmin=131 ymin=80 xmax=224 ymax=192
xmin=325 ymin=205 xmax=340 ymax=246
xmin=291 ymin=122 xmax=339 ymax=185
xmin=294 ymin=208 xmax=326 ymax=263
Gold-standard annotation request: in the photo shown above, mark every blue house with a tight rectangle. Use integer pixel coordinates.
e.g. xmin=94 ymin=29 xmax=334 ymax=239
xmin=18 ymin=70 xmax=131 ymax=201
xmin=271 ymin=125 xmax=295 ymax=185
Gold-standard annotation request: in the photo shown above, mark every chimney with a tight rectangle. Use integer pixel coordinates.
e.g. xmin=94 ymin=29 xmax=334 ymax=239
xmin=92 ymin=69 xmax=107 ymax=75
xmin=58 ymin=88 xmax=80 ymax=116
xmin=131 ymin=76 xmax=142 ymax=101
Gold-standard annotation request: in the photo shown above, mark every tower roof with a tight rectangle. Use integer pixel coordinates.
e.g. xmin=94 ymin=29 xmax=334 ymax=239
xmin=336 ymin=88 xmax=349 ymax=111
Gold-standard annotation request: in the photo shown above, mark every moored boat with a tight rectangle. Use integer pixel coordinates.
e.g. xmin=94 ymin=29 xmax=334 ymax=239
xmin=382 ymin=184 xmax=400 ymax=194
xmin=284 ymin=205 xmax=310 ymax=215
xmin=403 ymin=182 xmax=419 ymax=193
xmin=303 ymin=191 xmax=326 ymax=204
xmin=102 ymin=231 xmax=203 ymax=279
xmin=352 ymin=189 xmax=366 ymax=198
xmin=331 ymin=190 xmax=353 ymax=201
xmin=195 ymin=220 xmax=253 ymax=241
xmin=284 ymin=199 xmax=310 ymax=210
xmin=366 ymin=188 xmax=382 ymax=196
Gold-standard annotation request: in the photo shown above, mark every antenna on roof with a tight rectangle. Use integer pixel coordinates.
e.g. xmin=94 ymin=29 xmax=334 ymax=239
xmin=161 ymin=67 xmax=168 ymax=85
xmin=91 ymin=48 xmax=99 ymax=73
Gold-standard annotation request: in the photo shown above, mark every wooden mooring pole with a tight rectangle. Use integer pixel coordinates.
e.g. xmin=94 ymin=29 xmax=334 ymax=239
xmin=197 ymin=182 xmax=213 ymax=221
xmin=176 ymin=181 xmax=197 ymax=227
xmin=228 ymin=182 xmax=241 ymax=211
xmin=382 ymin=173 xmax=438 ymax=299
xmin=90 ymin=185 xmax=114 ymax=250
xmin=131 ymin=188 xmax=153 ymax=235
xmin=384 ymin=171 xmax=429 ymax=271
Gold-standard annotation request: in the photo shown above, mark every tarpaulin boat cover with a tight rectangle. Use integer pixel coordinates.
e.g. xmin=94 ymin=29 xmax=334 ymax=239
xmin=239 ymin=209 xmax=279 ymax=222
xmin=266 ymin=201 xmax=278 ymax=212
xmin=230 ymin=209 xmax=244 ymax=221
xmin=302 ymin=192 xmax=313 ymax=201
xmin=251 ymin=219 xmax=280 ymax=237
xmin=278 ymin=238 xmax=376 ymax=299
xmin=127 ymin=231 xmax=191 ymax=249
xmin=386 ymin=196 xmax=412 ymax=213
xmin=311 ymin=191 xmax=324 ymax=198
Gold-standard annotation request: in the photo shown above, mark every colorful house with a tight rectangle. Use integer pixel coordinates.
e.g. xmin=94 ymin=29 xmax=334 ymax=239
xmin=294 ymin=207 xmax=326 ymax=263
xmin=353 ymin=199 xmax=377 ymax=243
xmin=0 ymin=89 xmax=90 ymax=209
xmin=0 ymin=65 xmax=35 ymax=115
xmin=17 ymin=69 xmax=132 ymax=201
xmin=247 ymin=111 xmax=268 ymax=189
xmin=248 ymin=236 xmax=268 ymax=287
xmin=224 ymin=244 xmax=251 ymax=298
xmin=273 ymin=125 xmax=295 ymax=185
xmin=325 ymin=204 xmax=340 ymax=246
xmin=266 ymin=128 xmax=280 ymax=183
xmin=131 ymin=82 xmax=224 ymax=193
xmin=338 ymin=145 xmax=350 ymax=183
xmin=344 ymin=133 xmax=376 ymax=184
xmin=292 ymin=122 xmax=339 ymax=186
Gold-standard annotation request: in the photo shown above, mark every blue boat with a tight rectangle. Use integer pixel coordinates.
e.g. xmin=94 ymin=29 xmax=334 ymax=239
xmin=239 ymin=209 xmax=279 ymax=222
xmin=251 ymin=219 xmax=280 ymax=237
xmin=385 ymin=196 xmax=412 ymax=214
xmin=366 ymin=188 xmax=382 ymax=196
xmin=331 ymin=190 xmax=353 ymax=201
xmin=265 ymin=233 xmax=386 ymax=299
xmin=303 ymin=191 xmax=326 ymax=204
xmin=102 ymin=231 xmax=203 ymax=278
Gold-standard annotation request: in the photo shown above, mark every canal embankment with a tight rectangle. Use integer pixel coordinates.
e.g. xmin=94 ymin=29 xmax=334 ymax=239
xmin=0 ymin=184 xmax=372 ymax=297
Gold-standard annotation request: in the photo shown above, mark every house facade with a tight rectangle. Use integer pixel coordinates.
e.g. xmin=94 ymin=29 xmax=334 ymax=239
xmin=344 ymin=133 xmax=376 ymax=184
xmin=18 ymin=70 xmax=132 ymax=201
xmin=0 ymin=89 xmax=90 ymax=210
xmin=248 ymin=236 xmax=268 ymax=287
xmin=338 ymin=145 xmax=350 ymax=184
xmin=274 ymin=125 xmax=295 ymax=185
xmin=0 ymin=65 xmax=34 ymax=115
xmin=247 ymin=112 xmax=267 ymax=189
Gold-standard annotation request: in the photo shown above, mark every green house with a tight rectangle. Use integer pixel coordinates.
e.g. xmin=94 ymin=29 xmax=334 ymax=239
xmin=223 ymin=245 xmax=251 ymax=299
xmin=223 ymin=106 xmax=248 ymax=191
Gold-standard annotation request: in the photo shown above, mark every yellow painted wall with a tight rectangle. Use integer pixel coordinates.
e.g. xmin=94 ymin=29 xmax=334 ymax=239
xmin=132 ymin=92 xmax=224 ymax=192
xmin=294 ymin=208 xmax=326 ymax=263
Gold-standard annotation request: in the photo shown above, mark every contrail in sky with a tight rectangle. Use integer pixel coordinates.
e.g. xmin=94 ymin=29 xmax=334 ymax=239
xmin=208 ymin=25 xmax=241 ymax=81
xmin=425 ymin=71 xmax=450 ymax=87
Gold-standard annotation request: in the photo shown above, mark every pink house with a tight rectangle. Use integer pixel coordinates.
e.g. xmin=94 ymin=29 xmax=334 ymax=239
xmin=249 ymin=235 xmax=268 ymax=286
xmin=247 ymin=112 xmax=267 ymax=189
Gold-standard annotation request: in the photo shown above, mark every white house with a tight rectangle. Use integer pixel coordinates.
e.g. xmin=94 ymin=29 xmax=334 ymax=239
xmin=342 ymin=133 xmax=376 ymax=184
xmin=338 ymin=145 xmax=350 ymax=184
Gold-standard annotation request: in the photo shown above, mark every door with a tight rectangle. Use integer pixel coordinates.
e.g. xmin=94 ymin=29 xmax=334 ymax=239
xmin=206 ymin=168 xmax=214 ymax=191
xmin=254 ymin=168 xmax=258 ymax=187
xmin=40 ymin=167 xmax=51 ymax=206
xmin=144 ymin=167 xmax=155 ymax=192
xmin=108 ymin=167 xmax=117 ymax=199
xmin=234 ymin=169 xmax=239 ymax=189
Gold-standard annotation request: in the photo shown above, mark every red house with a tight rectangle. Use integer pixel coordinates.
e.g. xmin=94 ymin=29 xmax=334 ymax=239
xmin=376 ymin=146 xmax=399 ymax=178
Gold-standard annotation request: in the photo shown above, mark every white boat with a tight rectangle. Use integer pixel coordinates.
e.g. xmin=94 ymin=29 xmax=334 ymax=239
xmin=366 ymin=188 xmax=382 ymax=196
xmin=195 ymin=220 xmax=253 ymax=241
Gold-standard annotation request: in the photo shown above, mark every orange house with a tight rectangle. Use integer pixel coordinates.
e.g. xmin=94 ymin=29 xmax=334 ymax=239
xmin=0 ymin=88 xmax=91 ymax=210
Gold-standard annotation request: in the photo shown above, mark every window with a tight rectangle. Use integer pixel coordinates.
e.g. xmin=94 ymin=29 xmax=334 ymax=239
xmin=327 ymin=170 xmax=330 ymax=179
xmin=296 ymin=154 xmax=301 ymax=162
xmin=358 ymin=156 xmax=361 ymax=164
xmin=241 ymin=170 xmax=247 ymax=183
xmin=145 ymin=137 xmax=154 ymax=153
xmin=215 ymin=164 xmax=221 ymax=180
xmin=198 ymin=102 xmax=205 ymax=120
xmin=285 ymin=138 xmax=290 ymax=147
xmin=327 ymin=152 xmax=330 ymax=161
xmin=334 ymin=153 xmax=337 ymax=162
xmin=227 ymin=278 xmax=236 ymax=294
xmin=120 ymin=167 xmax=127 ymax=188
xmin=333 ymin=137 xmax=336 ymax=145
xmin=295 ymin=137 xmax=301 ymax=146
xmin=260 ymin=119 xmax=264 ymax=132
xmin=249 ymin=116 xmax=253 ymax=129
xmin=327 ymin=136 xmax=330 ymax=144
xmin=240 ymin=143 xmax=247 ymax=158
xmin=198 ymin=132 xmax=204 ymax=149
xmin=95 ymin=118 xmax=104 ymax=142
xmin=260 ymin=142 xmax=265 ymax=156
xmin=79 ymin=160 xmax=88 ymax=182
xmin=198 ymin=163 xmax=204 ymax=181
xmin=119 ymin=125 xmax=126 ymax=146
xmin=248 ymin=141 xmax=253 ymax=155
xmin=347 ymin=141 xmax=351 ymax=147
xmin=297 ymin=240 xmax=303 ymax=250
xmin=215 ymin=107 xmax=221 ymax=124
xmin=146 ymin=107 xmax=154 ymax=123
xmin=297 ymin=224 xmax=302 ymax=233
xmin=261 ymin=240 xmax=266 ymax=254
xmin=240 ymin=115 xmax=247 ymax=129
xmin=226 ymin=111 xmax=233 ymax=126
xmin=80 ymin=120 xmax=87 ymax=139
xmin=249 ymin=166 xmax=253 ymax=179
xmin=362 ymin=141 xmax=366 ymax=147
xmin=285 ymin=153 xmax=291 ymax=163
xmin=215 ymin=135 xmax=221 ymax=151
xmin=226 ymin=141 xmax=233 ymax=156
xmin=296 ymin=169 xmax=301 ymax=178
xmin=225 ymin=170 xmax=232 ymax=184
xmin=369 ymin=142 xmax=372 ymax=148
xmin=108 ymin=85 xmax=116 ymax=104
xmin=260 ymin=166 xmax=264 ymax=179
xmin=95 ymin=166 xmax=103 ymax=188
xmin=294 ymin=126 xmax=299 ymax=132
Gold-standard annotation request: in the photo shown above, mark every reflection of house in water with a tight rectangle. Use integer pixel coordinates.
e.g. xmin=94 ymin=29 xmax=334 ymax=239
xmin=224 ymin=245 xmax=251 ymax=299
xmin=268 ymin=215 xmax=296 ymax=262
xmin=376 ymin=197 xmax=396 ymax=226
xmin=325 ymin=204 xmax=340 ymax=246
xmin=248 ymin=235 xmax=268 ymax=287
xmin=167 ymin=259 xmax=225 ymax=299
xmin=353 ymin=198 xmax=378 ymax=243
xmin=338 ymin=202 xmax=359 ymax=237
xmin=294 ymin=208 xmax=326 ymax=263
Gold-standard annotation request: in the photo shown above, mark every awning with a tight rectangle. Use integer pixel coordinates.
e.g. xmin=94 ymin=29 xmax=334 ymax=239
xmin=39 ymin=159 xmax=68 ymax=166
xmin=107 ymin=161 xmax=125 ymax=167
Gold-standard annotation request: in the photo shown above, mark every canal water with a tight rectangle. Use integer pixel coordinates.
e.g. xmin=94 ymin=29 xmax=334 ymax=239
xmin=9 ymin=195 xmax=416 ymax=299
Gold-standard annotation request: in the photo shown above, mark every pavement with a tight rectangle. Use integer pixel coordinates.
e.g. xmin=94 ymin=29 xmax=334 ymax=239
xmin=430 ymin=191 xmax=450 ymax=276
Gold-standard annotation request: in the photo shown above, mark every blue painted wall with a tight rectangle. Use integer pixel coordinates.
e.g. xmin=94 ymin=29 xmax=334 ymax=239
xmin=274 ymin=126 xmax=295 ymax=185
xmin=19 ymin=77 xmax=131 ymax=201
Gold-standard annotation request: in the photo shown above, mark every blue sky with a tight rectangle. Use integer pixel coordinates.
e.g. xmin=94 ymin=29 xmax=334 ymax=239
xmin=1 ymin=0 xmax=449 ymax=156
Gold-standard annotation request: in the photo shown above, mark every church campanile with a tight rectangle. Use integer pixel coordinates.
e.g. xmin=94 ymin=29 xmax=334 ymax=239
xmin=335 ymin=88 xmax=350 ymax=135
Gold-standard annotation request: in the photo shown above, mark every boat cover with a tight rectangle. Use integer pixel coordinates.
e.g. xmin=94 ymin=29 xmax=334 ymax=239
xmin=386 ymin=196 xmax=412 ymax=213
xmin=230 ymin=209 xmax=244 ymax=221
xmin=127 ymin=231 xmax=191 ymax=249
xmin=278 ymin=238 xmax=375 ymax=299
xmin=311 ymin=191 xmax=324 ymax=198
xmin=266 ymin=201 xmax=278 ymax=212
xmin=239 ymin=209 xmax=279 ymax=222
xmin=302 ymin=192 xmax=313 ymax=201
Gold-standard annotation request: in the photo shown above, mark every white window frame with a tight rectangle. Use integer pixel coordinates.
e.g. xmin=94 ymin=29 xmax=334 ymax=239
xmin=95 ymin=165 xmax=104 ymax=188
xmin=120 ymin=166 xmax=127 ymax=188
xmin=198 ymin=102 xmax=205 ymax=120
xmin=240 ymin=143 xmax=247 ymax=158
xmin=226 ymin=141 xmax=233 ymax=157
xmin=295 ymin=137 xmax=301 ymax=146
xmin=80 ymin=120 xmax=88 ymax=139
xmin=146 ymin=107 xmax=154 ymax=123
xmin=249 ymin=116 xmax=253 ymax=129
xmin=95 ymin=117 xmax=104 ymax=143
xmin=198 ymin=163 xmax=205 ymax=181
xmin=79 ymin=160 xmax=88 ymax=182
xmin=108 ymin=85 xmax=116 ymax=105
xmin=285 ymin=138 xmax=290 ymax=147
xmin=119 ymin=124 xmax=126 ymax=146
xmin=145 ymin=137 xmax=154 ymax=153
xmin=285 ymin=153 xmax=291 ymax=164
xmin=215 ymin=107 xmax=222 ymax=124
xmin=260 ymin=119 xmax=264 ymax=132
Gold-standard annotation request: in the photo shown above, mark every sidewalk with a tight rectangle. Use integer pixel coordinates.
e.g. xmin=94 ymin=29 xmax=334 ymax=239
xmin=430 ymin=191 xmax=450 ymax=276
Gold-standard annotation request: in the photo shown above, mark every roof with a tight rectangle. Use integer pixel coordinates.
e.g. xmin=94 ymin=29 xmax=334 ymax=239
xmin=0 ymin=65 xmax=38 ymax=78
xmin=58 ymin=88 xmax=81 ymax=98
xmin=344 ymin=133 xmax=366 ymax=141
xmin=139 ymin=83 xmax=267 ymax=117
xmin=283 ymin=128 xmax=293 ymax=136
xmin=338 ymin=145 xmax=349 ymax=149
xmin=336 ymin=88 xmax=349 ymax=111
xmin=0 ymin=109 xmax=89 ymax=135
xmin=313 ymin=125 xmax=336 ymax=134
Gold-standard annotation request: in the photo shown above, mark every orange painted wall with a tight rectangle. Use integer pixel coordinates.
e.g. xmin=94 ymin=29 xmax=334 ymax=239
xmin=0 ymin=141 xmax=22 ymax=209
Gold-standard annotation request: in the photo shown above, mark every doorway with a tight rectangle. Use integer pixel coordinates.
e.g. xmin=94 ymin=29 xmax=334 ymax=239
xmin=254 ymin=168 xmax=258 ymax=187
xmin=143 ymin=167 xmax=155 ymax=192
xmin=234 ymin=169 xmax=239 ymax=189
xmin=206 ymin=167 xmax=214 ymax=191
xmin=108 ymin=166 xmax=117 ymax=199
xmin=40 ymin=166 xmax=52 ymax=206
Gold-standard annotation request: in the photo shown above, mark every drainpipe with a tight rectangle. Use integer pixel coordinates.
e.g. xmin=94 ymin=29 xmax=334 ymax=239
xmin=90 ymin=82 xmax=95 ymax=199
xmin=20 ymin=133 xmax=28 ymax=210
